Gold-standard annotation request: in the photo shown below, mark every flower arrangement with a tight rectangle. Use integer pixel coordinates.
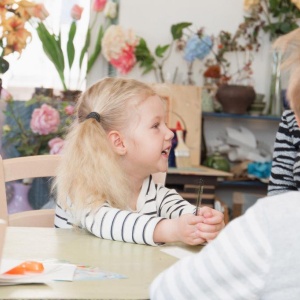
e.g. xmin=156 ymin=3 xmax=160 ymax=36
xmin=101 ymin=25 xmax=139 ymax=74
xmin=243 ymin=0 xmax=300 ymax=39
xmin=33 ymin=0 xmax=118 ymax=91
xmin=0 ymin=0 xmax=47 ymax=74
xmin=133 ymin=22 xmax=192 ymax=83
xmin=2 ymin=95 xmax=75 ymax=157
xmin=176 ymin=22 xmax=259 ymax=86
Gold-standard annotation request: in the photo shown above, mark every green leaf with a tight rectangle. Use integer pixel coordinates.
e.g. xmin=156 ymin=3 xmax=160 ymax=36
xmin=36 ymin=23 xmax=66 ymax=90
xmin=87 ymin=26 xmax=104 ymax=73
xmin=171 ymin=22 xmax=192 ymax=40
xmin=79 ymin=28 xmax=91 ymax=70
xmin=67 ymin=21 xmax=77 ymax=69
xmin=0 ymin=57 xmax=9 ymax=73
xmin=155 ymin=44 xmax=170 ymax=58
xmin=135 ymin=38 xmax=155 ymax=73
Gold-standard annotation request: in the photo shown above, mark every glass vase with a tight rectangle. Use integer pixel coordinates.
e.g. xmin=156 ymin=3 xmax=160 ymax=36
xmin=8 ymin=182 xmax=32 ymax=214
xmin=182 ymin=63 xmax=196 ymax=85
xmin=264 ymin=50 xmax=283 ymax=116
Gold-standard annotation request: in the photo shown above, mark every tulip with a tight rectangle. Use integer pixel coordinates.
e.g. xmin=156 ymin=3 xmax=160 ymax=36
xmin=93 ymin=0 xmax=107 ymax=12
xmin=71 ymin=4 xmax=83 ymax=21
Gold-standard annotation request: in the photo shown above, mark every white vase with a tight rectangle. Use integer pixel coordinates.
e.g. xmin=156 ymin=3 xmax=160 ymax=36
xmin=8 ymin=182 xmax=32 ymax=214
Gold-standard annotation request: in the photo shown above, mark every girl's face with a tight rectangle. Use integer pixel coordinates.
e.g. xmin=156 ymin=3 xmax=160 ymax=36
xmin=122 ymin=95 xmax=174 ymax=178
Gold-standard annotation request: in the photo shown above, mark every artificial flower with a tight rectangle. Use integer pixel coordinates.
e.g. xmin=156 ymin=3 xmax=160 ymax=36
xmin=0 ymin=87 xmax=13 ymax=101
xmin=71 ymin=5 xmax=83 ymax=21
xmin=30 ymin=103 xmax=60 ymax=135
xmin=64 ymin=105 xmax=75 ymax=115
xmin=93 ymin=0 xmax=107 ymax=12
xmin=3 ymin=95 xmax=74 ymax=157
xmin=243 ymin=0 xmax=260 ymax=11
xmin=183 ymin=35 xmax=212 ymax=62
xmin=0 ymin=0 xmax=45 ymax=60
xmin=104 ymin=1 xmax=118 ymax=19
xmin=243 ymin=0 xmax=300 ymax=39
xmin=35 ymin=1 xmax=118 ymax=91
xmin=102 ymin=25 xmax=139 ymax=74
xmin=48 ymin=137 xmax=64 ymax=155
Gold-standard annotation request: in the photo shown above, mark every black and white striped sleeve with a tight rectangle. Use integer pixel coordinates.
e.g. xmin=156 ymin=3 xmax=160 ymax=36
xmin=268 ymin=110 xmax=300 ymax=195
xmin=156 ymin=186 xmax=196 ymax=218
xmin=81 ymin=204 xmax=164 ymax=246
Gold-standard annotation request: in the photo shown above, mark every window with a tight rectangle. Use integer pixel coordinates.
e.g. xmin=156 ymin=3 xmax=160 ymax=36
xmin=2 ymin=0 xmax=90 ymax=100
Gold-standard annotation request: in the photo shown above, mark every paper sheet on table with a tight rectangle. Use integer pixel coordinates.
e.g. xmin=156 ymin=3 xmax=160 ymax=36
xmin=0 ymin=259 xmax=76 ymax=285
xmin=160 ymin=245 xmax=202 ymax=259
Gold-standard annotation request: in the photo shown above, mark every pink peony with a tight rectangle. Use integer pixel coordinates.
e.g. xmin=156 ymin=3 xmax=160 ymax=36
xmin=48 ymin=137 xmax=64 ymax=155
xmin=71 ymin=4 xmax=83 ymax=21
xmin=30 ymin=104 xmax=60 ymax=135
xmin=65 ymin=105 xmax=75 ymax=115
xmin=110 ymin=45 xmax=136 ymax=74
xmin=93 ymin=0 xmax=107 ymax=12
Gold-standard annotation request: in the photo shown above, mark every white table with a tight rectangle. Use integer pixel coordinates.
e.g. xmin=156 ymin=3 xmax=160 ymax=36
xmin=0 ymin=227 xmax=202 ymax=299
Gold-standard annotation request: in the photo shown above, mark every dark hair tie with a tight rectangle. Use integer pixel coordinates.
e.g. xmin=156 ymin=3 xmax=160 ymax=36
xmin=86 ymin=112 xmax=101 ymax=123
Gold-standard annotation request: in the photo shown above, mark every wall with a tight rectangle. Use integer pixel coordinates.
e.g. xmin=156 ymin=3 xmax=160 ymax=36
xmin=89 ymin=0 xmax=274 ymax=101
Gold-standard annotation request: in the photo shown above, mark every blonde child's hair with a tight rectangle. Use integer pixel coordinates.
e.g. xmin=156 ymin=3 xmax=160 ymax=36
xmin=55 ymin=77 xmax=157 ymax=225
xmin=272 ymin=28 xmax=300 ymax=118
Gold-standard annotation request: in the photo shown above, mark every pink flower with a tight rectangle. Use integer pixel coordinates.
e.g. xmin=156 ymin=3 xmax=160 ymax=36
xmin=93 ymin=0 xmax=107 ymax=12
xmin=64 ymin=105 xmax=75 ymax=115
xmin=71 ymin=5 xmax=83 ymax=21
xmin=102 ymin=25 xmax=139 ymax=74
xmin=30 ymin=104 xmax=60 ymax=135
xmin=48 ymin=137 xmax=64 ymax=155
xmin=24 ymin=3 xmax=49 ymax=21
xmin=0 ymin=88 xmax=13 ymax=102
xmin=110 ymin=45 xmax=136 ymax=74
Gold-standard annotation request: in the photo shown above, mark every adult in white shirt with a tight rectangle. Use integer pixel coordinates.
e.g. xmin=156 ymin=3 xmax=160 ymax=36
xmin=150 ymin=191 xmax=300 ymax=300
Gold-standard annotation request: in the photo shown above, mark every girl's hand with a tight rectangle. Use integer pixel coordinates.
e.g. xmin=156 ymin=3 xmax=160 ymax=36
xmin=154 ymin=214 xmax=207 ymax=245
xmin=196 ymin=206 xmax=225 ymax=242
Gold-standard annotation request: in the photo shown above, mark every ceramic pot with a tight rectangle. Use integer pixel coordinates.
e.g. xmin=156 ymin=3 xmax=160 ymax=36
xmin=203 ymin=152 xmax=230 ymax=172
xmin=8 ymin=182 xmax=32 ymax=214
xmin=61 ymin=90 xmax=82 ymax=102
xmin=216 ymin=84 xmax=256 ymax=114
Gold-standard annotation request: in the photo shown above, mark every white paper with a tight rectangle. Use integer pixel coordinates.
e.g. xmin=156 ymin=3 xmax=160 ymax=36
xmin=160 ymin=246 xmax=201 ymax=259
xmin=0 ymin=259 xmax=76 ymax=285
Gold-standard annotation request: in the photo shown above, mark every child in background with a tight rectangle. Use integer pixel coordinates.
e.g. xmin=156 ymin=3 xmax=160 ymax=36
xmin=54 ymin=77 xmax=224 ymax=246
xmin=268 ymin=28 xmax=300 ymax=195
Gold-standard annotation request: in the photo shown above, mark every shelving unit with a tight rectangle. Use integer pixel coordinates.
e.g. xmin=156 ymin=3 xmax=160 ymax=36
xmin=201 ymin=111 xmax=280 ymax=214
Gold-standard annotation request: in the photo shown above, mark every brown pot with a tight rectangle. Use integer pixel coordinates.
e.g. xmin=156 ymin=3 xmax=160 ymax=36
xmin=216 ymin=84 xmax=256 ymax=114
xmin=61 ymin=90 xmax=82 ymax=102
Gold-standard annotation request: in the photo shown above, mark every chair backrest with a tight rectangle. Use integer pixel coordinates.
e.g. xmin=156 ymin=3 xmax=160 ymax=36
xmin=0 ymin=154 xmax=166 ymax=227
xmin=0 ymin=219 xmax=6 ymax=265
xmin=0 ymin=155 xmax=60 ymax=227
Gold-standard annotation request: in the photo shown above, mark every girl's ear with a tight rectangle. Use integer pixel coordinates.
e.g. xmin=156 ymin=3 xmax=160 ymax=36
xmin=107 ymin=131 xmax=127 ymax=155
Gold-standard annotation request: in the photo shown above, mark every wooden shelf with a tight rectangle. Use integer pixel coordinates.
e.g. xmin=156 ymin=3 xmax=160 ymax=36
xmin=202 ymin=112 xmax=281 ymax=121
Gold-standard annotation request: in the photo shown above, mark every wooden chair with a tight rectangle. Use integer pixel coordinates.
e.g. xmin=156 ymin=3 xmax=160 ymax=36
xmin=0 ymin=155 xmax=60 ymax=227
xmin=0 ymin=154 xmax=166 ymax=227
xmin=232 ymin=192 xmax=266 ymax=219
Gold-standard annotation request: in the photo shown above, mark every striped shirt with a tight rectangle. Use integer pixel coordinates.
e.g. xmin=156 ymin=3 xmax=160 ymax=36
xmin=54 ymin=175 xmax=195 ymax=246
xmin=150 ymin=191 xmax=300 ymax=300
xmin=268 ymin=110 xmax=300 ymax=195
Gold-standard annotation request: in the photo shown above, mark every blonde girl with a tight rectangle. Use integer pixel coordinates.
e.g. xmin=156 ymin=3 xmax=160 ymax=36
xmin=54 ymin=77 xmax=224 ymax=246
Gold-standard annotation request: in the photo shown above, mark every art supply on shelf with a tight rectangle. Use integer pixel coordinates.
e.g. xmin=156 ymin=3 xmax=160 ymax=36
xmin=174 ymin=121 xmax=191 ymax=168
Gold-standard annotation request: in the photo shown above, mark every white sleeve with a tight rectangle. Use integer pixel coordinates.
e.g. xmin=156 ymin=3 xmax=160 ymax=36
xmin=150 ymin=203 xmax=272 ymax=299
xmin=81 ymin=205 xmax=164 ymax=246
